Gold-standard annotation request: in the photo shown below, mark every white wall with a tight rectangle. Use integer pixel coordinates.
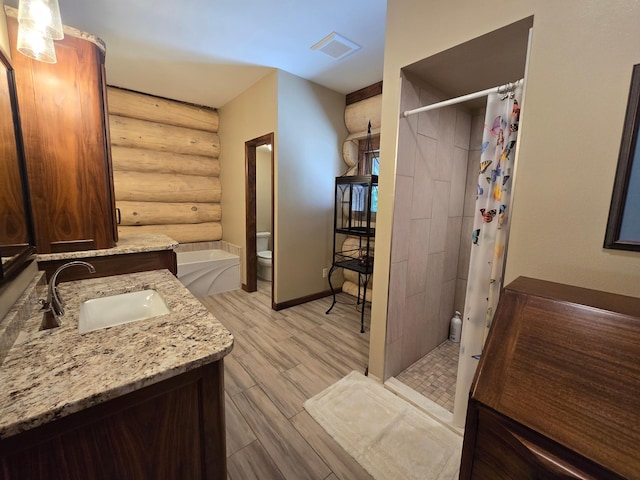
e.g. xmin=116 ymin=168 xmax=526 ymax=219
xmin=276 ymin=70 xmax=347 ymax=304
xmin=370 ymin=0 xmax=640 ymax=380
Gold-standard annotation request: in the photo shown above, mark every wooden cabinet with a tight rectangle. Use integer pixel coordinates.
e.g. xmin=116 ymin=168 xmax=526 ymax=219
xmin=460 ymin=277 xmax=640 ymax=479
xmin=0 ymin=360 xmax=226 ymax=480
xmin=7 ymin=16 xmax=117 ymax=254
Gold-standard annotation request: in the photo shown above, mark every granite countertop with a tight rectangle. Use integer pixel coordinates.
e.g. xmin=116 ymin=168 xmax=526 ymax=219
xmin=36 ymin=233 xmax=179 ymax=262
xmin=0 ymin=269 xmax=233 ymax=440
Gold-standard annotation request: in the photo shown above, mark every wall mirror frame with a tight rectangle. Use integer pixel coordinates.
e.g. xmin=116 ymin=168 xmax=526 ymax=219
xmin=604 ymin=63 xmax=640 ymax=251
xmin=0 ymin=47 xmax=35 ymax=283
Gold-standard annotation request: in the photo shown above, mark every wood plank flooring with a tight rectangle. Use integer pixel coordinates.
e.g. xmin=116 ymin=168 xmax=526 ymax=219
xmin=199 ymin=281 xmax=374 ymax=480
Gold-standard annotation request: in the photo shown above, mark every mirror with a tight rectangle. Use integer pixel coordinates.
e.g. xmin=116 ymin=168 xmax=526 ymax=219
xmin=0 ymin=47 xmax=35 ymax=282
xmin=604 ymin=63 xmax=640 ymax=251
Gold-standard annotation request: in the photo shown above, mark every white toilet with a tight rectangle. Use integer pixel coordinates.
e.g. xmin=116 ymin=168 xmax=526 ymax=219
xmin=256 ymin=232 xmax=272 ymax=281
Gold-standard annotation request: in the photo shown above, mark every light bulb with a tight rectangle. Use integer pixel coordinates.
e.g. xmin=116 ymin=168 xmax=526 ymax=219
xmin=17 ymin=24 xmax=57 ymax=63
xmin=18 ymin=0 xmax=63 ymax=40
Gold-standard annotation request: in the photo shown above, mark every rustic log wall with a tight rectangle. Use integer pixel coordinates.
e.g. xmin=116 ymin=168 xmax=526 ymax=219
xmin=344 ymin=95 xmax=382 ymax=133
xmin=108 ymin=87 xmax=221 ymax=243
xmin=340 ymin=92 xmax=382 ymax=297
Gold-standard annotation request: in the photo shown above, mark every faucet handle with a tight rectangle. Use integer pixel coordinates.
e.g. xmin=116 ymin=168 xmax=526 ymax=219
xmin=39 ymin=298 xmax=50 ymax=312
xmin=41 ymin=260 xmax=96 ymax=330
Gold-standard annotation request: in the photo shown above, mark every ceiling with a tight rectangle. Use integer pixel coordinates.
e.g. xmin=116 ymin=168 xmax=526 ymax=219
xmin=6 ymin=0 xmax=387 ymax=108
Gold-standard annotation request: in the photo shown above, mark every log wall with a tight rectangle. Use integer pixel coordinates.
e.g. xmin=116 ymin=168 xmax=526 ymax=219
xmin=107 ymin=87 xmax=221 ymax=243
xmin=340 ymin=91 xmax=382 ymax=297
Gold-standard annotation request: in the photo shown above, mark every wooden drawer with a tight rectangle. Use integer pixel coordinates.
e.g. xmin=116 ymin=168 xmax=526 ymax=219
xmin=465 ymin=406 xmax=624 ymax=480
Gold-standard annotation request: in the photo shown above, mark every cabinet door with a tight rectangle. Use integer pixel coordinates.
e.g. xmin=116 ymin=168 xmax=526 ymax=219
xmin=8 ymin=17 xmax=116 ymax=253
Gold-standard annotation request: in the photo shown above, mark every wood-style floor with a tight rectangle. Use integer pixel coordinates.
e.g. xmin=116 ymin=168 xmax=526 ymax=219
xmin=199 ymin=281 xmax=374 ymax=480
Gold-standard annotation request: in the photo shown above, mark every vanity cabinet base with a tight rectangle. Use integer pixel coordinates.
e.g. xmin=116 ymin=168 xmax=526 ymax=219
xmin=0 ymin=360 xmax=226 ymax=480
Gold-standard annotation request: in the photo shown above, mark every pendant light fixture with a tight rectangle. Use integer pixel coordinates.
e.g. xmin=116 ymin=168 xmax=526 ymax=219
xmin=18 ymin=0 xmax=63 ymax=39
xmin=17 ymin=23 xmax=57 ymax=63
xmin=16 ymin=0 xmax=64 ymax=63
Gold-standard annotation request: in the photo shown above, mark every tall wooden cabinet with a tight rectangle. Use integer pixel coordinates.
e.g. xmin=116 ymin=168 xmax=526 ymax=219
xmin=460 ymin=277 xmax=640 ymax=479
xmin=7 ymin=15 xmax=117 ymax=254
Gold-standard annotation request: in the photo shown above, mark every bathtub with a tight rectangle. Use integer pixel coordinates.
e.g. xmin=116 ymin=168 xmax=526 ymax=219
xmin=176 ymin=249 xmax=241 ymax=297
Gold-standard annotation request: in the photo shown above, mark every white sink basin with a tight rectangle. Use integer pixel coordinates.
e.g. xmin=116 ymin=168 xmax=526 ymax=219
xmin=78 ymin=289 xmax=170 ymax=334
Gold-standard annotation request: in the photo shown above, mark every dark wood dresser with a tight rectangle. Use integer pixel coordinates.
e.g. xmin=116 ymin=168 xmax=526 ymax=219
xmin=460 ymin=277 xmax=640 ymax=479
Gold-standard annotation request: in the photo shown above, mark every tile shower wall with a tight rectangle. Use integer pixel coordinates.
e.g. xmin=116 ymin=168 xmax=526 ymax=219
xmin=456 ymin=110 xmax=486 ymax=315
xmin=385 ymin=73 xmax=478 ymax=378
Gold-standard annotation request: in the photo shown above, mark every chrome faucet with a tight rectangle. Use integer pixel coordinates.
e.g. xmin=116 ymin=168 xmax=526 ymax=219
xmin=40 ymin=261 xmax=96 ymax=330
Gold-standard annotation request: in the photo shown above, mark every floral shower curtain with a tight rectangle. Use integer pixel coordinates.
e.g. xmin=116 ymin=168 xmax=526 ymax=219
xmin=463 ymin=85 xmax=522 ymax=348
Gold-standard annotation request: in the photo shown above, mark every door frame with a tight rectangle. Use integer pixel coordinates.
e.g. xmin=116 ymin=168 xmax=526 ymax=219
xmin=244 ymin=133 xmax=275 ymax=306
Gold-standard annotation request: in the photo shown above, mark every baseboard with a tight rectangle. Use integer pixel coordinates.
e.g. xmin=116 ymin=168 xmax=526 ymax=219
xmin=273 ymin=288 xmax=341 ymax=311
xmin=241 ymin=283 xmax=249 ymax=292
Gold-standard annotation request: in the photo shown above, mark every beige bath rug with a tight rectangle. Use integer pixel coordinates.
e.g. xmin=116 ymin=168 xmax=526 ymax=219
xmin=304 ymin=371 xmax=462 ymax=480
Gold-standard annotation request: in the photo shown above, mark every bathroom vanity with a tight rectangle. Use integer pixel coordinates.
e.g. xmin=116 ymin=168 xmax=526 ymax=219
xmin=460 ymin=277 xmax=640 ymax=479
xmin=0 ymin=269 xmax=233 ymax=479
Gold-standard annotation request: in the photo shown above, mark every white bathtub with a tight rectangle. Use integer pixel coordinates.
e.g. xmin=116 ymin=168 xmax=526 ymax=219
xmin=176 ymin=250 xmax=241 ymax=297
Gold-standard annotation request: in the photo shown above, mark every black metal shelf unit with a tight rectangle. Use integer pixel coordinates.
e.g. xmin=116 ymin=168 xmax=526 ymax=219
xmin=326 ymin=175 xmax=378 ymax=333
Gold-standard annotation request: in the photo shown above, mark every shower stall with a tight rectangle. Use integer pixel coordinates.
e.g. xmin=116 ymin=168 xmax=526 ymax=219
xmin=383 ymin=17 xmax=533 ymax=427
xmin=386 ymin=74 xmax=488 ymax=414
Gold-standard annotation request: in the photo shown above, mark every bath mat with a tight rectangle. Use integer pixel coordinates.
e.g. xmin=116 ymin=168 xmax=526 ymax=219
xmin=304 ymin=371 xmax=462 ymax=480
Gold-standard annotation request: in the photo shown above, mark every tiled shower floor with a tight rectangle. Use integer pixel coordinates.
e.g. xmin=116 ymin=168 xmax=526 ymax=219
xmin=396 ymin=340 xmax=460 ymax=412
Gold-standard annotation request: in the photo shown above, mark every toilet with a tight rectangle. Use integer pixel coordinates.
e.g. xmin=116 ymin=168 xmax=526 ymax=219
xmin=256 ymin=232 xmax=272 ymax=281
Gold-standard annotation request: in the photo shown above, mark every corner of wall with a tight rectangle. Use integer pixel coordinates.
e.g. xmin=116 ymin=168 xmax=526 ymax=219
xmin=217 ymin=71 xmax=278 ymax=286
xmin=275 ymin=71 xmax=348 ymax=304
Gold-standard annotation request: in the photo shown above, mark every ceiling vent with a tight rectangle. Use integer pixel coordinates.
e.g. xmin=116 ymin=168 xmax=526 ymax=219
xmin=311 ymin=32 xmax=361 ymax=60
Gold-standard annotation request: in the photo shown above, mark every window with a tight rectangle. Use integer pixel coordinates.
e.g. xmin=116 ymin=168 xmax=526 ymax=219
xmin=367 ymin=150 xmax=379 ymax=212
xmin=358 ymin=135 xmax=380 ymax=176
xmin=358 ymin=135 xmax=380 ymax=212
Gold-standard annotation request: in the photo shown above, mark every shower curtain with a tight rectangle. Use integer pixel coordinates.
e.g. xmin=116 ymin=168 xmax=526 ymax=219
xmin=463 ymin=85 xmax=522 ymax=347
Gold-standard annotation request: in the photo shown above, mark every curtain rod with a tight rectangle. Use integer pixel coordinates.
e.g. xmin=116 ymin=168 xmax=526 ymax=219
xmin=402 ymin=79 xmax=524 ymax=118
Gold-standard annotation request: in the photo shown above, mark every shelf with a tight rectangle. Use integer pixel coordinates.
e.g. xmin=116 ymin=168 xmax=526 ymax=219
xmin=335 ymin=227 xmax=376 ymax=237
xmin=334 ymin=258 xmax=374 ymax=275
xmin=328 ymin=174 xmax=377 ymax=333
xmin=335 ymin=174 xmax=379 ymax=185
